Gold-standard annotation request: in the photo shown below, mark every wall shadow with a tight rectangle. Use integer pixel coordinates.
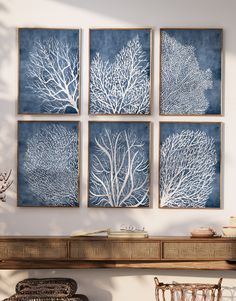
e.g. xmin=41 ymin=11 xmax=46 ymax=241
xmin=0 ymin=270 xmax=30 ymax=299
xmin=0 ymin=3 xmax=14 ymax=95
xmin=49 ymin=0 xmax=236 ymax=27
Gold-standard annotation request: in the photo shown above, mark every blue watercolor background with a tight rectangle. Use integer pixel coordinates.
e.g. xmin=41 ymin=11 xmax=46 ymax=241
xmin=160 ymin=122 xmax=221 ymax=208
xmin=162 ymin=29 xmax=222 ymax=114
xmin=18 ymin=121 xmax=79 ymax=207
xmin=89 ymin=122 xmax=150 ymax=207
xmin=19 ymin=29 xmax=80 ymax=114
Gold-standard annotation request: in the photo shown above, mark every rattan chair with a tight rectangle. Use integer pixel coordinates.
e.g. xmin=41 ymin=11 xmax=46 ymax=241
xmin=154 ymin=277 xmax=222 ymax=301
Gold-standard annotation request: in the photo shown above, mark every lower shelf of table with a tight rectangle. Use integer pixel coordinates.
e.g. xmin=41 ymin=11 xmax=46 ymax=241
xmin=1 ymin=260 xmax=236 ymax=270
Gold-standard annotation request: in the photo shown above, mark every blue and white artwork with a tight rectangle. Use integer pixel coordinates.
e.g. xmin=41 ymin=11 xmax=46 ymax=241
xmin=160 ymin=29 xmax=222 ymax=115
xmin=89 ymin=122 xmax=150 ymax=207
xmin=89 ymin=29 xmax=151 ymax=115
xmin=18 ymin=28 xmax=80 ymax=114
xmin=18 ymin=121 xmax=79 ymax=207
xmin=160 ymin=122 xmax=221 ymax=208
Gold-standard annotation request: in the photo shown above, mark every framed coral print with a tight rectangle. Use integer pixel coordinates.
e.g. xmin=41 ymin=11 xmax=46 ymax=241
xmin=159 ymin=122 xmax=222 ymax=209
xmin=160 ymin=28 xmax=222 ymax=115
xmin=88 ymin=122 xmax=151 ymax=207
xmin=18 ymin=28 xmax=80 ymax=114
xmin=89 ymin=28 xmax=152 ymax=115
xmin=18 ymin=121 xmax=80 ymax=207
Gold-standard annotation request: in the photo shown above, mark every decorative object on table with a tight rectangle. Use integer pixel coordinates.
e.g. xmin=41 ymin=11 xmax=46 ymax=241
xmin=107 ymin=231 xmax=148 ymax=238
xmin=159 ymin=122 xmax=222 ymax=209
xmin=89 ymin=28 xmax=152 ymax=115
xmin=3 ymin=278 xmax=89 ymax=301
xmin=70 ymin=228 xmax=109 ymax=237
xmin=120 ymin=224 xmax=145 ymax=232
xmin=108 ymin=224 xmax=148 ymax=238
xmin=0 ymin=169 xmax=13 ymax=202
xmin=222 ymin=216 xmax=236 ymax=237
xmin=154 ymin=277 xmax=222 ymax=301
xmin=88 ymin=121 xmax=150 ymax=207
xmin=190 ymin=227 xmax=217 ymax=238
xmin=160 ymin=28 xmax=222 ymax=116
xmin=18 ymin=28 xmax=80 ymax=114
xmin=70 ymin=225 xmax=149 ymax=238
xmin=18 ymin=121 xmax=80 ymax=207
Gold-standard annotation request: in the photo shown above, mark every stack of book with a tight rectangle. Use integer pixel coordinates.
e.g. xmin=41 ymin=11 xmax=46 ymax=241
xmin=70 ymin=228 xmax=149 ymax=238
xmin=108 ymin=230 xmax=148 ymax=238
xmin=70 ymin=229 xmax=109 ymax=237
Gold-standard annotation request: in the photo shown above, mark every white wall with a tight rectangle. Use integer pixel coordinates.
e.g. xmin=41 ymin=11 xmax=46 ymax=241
xmin=0 ymin=0 xmax=236 ymax=300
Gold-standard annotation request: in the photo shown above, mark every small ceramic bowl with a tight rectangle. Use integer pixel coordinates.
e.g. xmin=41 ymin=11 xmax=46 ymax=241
xmin=222 ymin=226 xmax=236 ymax=237
xmin=191 ymin=227 xmax=215 ymax=238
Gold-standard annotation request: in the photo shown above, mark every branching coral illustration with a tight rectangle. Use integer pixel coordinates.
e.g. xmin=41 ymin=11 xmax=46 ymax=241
xmin=89 ymin=122 xmax=150 ymax=207
xmin=159 ymin=123 xmax=221 ymax=208
xmin=26 ymin=38 xmax=79 ymax=113
xmin=89 ymin=29 xmax=151 ymax=114
xmin=160 ymin=32 xmax=213 ymax=115
xmin=160 ymin=130 xmax=217 ymax=208
xmin=18 ymin=122 xmax=79 ymax=207
xmin=19 ymin=29 xmax=80 ymax=114
xmin=160 ymin=29 xmax=222 ymax=115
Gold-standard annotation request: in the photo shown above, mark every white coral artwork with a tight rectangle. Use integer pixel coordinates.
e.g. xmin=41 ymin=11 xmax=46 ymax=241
xmin=90 ymin=35 xmax=150 ymax=114
xmin=23 ymin=123 xmax=78 ymax=206
xmin=89 ymin=128 xmax=149 ymax=207
xmin=160 ymin=31 xmax=213 ymax=115
xmin=160 ymin=130 xmax=217 ymax=208
xmin=26 ymin=37 xmax=79 ymax=113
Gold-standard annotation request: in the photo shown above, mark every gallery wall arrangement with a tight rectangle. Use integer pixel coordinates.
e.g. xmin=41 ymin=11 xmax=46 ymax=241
xmin=16 ymin=27 xmax=223 ymax=209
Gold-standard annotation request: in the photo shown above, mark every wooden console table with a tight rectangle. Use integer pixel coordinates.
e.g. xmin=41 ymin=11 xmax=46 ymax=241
xmin=0 ymin=236 xmax=236 ymax=270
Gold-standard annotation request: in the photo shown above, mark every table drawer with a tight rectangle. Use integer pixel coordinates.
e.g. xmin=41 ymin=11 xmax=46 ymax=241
xmin=163 ymin=242 xmax=236 ymax=260
xmin=0 ymin=240 xmax=67 ymax=260
xmin=70 ymin=240 xmax=161 ymax=260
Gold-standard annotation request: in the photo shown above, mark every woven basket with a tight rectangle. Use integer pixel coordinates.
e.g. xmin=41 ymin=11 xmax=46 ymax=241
xmin=15 ymin=278 xmax=77 ymax=298
xmin=154 ymin=277 xmax=222 ymax=301
xmin=3 ymin=294 xmax=89 ymax=301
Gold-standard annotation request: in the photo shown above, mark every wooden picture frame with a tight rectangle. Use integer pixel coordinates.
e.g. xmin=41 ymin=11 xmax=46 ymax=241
xmin=17 ymin=121 xmax=80 ymax=207
xmin=159 ymin=122 xmax=222 ymax=209
xmin=88 ymin=28 xmax=152 ymax=115
xmin=159 ymin=28 xmax=223 ymax=116
xmin=88 ymin=121 xmax=151 ymax=207
xmin=18 ymin=28 xmax=81 ymax=115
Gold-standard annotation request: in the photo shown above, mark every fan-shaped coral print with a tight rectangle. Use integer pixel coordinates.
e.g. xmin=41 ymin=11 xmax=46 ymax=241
xmin=89 ymin=29 xmax=151 ymax=114
xmin=160 ymin=29 xmax=222 ymax=115
xmin=159 ymin=122 xmax=221 ymax=208
xmin=18 ymin=122 xmax=79 ymax=207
